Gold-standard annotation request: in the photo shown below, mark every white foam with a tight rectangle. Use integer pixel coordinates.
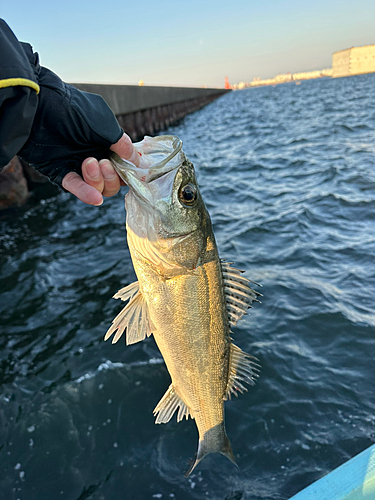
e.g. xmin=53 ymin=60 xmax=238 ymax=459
xmin=75 ymin=358 xmax=163 ymax=384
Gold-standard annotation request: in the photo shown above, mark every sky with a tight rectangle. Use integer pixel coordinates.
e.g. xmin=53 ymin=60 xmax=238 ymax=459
xmin=2 ymin=0 xmax=375 ymax=88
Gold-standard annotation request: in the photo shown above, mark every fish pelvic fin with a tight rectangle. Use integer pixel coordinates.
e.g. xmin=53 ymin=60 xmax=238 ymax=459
xmin=153 ymin=385 xmax=192 ymax=424
xmin=221 ymin=260 xmax=262 ymax=327
xmin=225 ymin=343 xmax=260 ymax=400
xmin=104 ymin=281 xmax=153 ymax=345
xmin=185 ymin=423 xmax=238 ymax=477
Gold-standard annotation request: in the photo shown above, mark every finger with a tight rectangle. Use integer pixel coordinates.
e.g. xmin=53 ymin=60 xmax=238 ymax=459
xmin=62 ymin=171 xmax=103 ymax=206
xmin=110 ymin=133 xmax=140 ymax=167
xmin=82 ymin=158 xmax=105 ymax=193
xmin=99 ymin=159 xmax=121 ymax=198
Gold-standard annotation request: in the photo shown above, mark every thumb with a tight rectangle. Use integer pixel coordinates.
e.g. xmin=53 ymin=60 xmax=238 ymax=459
xmin=110 ymin=133 xmax=140 ymax=167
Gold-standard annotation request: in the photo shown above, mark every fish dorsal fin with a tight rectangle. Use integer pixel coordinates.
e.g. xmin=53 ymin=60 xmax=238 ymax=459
xmin=225 ymin=343 xmax=260 ymax=400
xmin=104 ymin=281 xmax=153 ymax=345
xmin=154 ymin=385 xmax=192 ymax=424
xmin=221 ymin=261 xmax=262 ymax=327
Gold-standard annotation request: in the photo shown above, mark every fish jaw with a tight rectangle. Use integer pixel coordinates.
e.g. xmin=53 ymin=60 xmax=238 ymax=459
xmin=107 ymin=134 xmax=260 ymax=476
xmin=110 ymin=135 xmax=184 ymax=205
xmin=117 ymin=151 xmax=212 ymax=276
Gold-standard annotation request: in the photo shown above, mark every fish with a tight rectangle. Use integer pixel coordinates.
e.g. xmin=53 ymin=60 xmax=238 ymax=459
xmin=104 ymin=135 xmax=261 ymax=476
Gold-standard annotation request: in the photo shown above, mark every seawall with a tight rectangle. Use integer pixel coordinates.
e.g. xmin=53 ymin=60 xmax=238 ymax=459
xmin=1 ymin=85 xmax=229 ymax=209
xmin=72 ymin=84 xmax=230 ymax=141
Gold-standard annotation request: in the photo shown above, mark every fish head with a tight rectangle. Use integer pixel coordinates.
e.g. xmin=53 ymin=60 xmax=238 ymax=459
xmin=111 ymin=135 xmax=212 ymax=274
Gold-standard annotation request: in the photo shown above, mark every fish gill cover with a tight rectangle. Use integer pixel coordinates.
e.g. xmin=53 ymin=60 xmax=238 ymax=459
xmin=106 ymin=135 xmax=261 ymax=475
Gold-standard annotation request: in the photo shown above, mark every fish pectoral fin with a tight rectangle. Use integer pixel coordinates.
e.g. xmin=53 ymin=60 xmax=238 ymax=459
xmin=153 ymin=385 xmax=192 ymax=424
xmin=104 ymin=285 xmax=152 ymax=345
xmin=221 ymin=260 xmax=262 ymax=327
xmin=225 ymin=343 xmax=260 ymax=400
xmin=113 ymin=281 xmax=139 ymax=301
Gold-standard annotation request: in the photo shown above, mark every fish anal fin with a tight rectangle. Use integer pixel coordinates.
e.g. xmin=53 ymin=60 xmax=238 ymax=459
xmin=225 ymin=343 xmax=260 ymax=400
xmin=153 ymin=385 xmax=191 ymax=424
xmin=104 ymin=287 xmax=152 ymax=345
xmin=221 ymin=261 xmax=262 ymax=327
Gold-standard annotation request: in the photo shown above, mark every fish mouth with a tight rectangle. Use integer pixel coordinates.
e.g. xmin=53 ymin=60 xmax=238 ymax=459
xmin=110 ymin=135 xmax=183 ymax=192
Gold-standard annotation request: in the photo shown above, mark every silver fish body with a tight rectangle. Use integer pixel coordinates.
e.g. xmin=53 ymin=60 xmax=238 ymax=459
xmin=105 ymin=136 xmax=260 ymax=475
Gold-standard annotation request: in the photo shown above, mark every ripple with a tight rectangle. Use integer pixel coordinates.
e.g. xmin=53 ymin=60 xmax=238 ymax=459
xmin=1 ymin=73 xmax=375 ymax=499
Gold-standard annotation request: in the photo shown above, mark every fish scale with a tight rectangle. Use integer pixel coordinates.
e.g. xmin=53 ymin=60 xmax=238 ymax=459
xmin=133 ymin=246 xmax=228 ymax=419
xmin=105 ymin=135 xmax=261 ymax=475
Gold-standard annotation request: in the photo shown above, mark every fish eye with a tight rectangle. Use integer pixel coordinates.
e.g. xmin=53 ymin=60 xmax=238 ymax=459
xmin=179 ymin=183 xmax=197 ymax=206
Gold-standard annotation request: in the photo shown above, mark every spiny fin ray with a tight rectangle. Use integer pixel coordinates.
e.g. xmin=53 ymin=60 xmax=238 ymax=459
xmin=221 ymin=261 xmax=261 ymax=327
xmin=225 ymin=343 xmax=260 ymax=400
xmin=154 ymin=385 xmax=192 ymax=424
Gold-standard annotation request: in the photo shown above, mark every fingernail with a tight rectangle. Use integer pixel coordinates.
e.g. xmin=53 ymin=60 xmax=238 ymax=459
xmin=100 ymin=161 xmax=116 ymax=180
xmin=86 ymin=159 xmax=100 ymax=179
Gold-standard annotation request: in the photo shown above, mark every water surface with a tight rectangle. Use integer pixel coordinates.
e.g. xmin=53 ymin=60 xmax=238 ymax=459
xmin=1 ymin=73 xmax=375 ymax=500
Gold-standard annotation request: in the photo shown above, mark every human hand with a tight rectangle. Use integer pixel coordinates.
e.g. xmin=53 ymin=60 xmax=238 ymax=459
xmin=18 ymin=66 xmax=140 ymax=201
xmin=62 ymin=133 xmax=140 ymax=205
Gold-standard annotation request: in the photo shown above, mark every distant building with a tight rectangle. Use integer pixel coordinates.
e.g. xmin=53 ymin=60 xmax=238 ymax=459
xmin=293 ymin=69 xmax=332 ymax=80
xmin=332 ymin=45 xmax=375 ymax=78
xmin=247 ymin=69 xmax=331 ymax=88
xmin=233 ymin=44 xmax=375 ymax=89
xmin=274 ymin=72 xmax=292 ymax=83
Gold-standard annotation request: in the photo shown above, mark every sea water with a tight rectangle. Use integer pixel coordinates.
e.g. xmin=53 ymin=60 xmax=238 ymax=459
xmin=0 ymin=73 xmax=374 ymax=500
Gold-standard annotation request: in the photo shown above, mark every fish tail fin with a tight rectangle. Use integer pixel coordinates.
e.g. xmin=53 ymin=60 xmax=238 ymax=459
xmin=184 ymin=423 xmax=238 ymax=477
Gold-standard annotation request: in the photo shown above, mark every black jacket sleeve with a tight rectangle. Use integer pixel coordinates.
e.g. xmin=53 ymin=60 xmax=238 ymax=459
xmin=18 ymin=67 xmax=123 ymax=186
xmin=0 ymin=19 xmax=39 ymax=167
xmin=0 ymin=19 xmax=124 ymax=186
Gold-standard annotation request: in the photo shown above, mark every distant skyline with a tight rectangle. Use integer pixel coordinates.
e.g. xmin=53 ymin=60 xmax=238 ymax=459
xmin=2 ymin=0 xmax=375 ymax=87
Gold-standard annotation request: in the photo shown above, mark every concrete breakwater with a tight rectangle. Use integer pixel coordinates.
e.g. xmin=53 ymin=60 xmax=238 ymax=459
xmin=73 ymin=84 xmax=229 ymax=141
xmin=1 ymin=85 xmax=229 ymax=208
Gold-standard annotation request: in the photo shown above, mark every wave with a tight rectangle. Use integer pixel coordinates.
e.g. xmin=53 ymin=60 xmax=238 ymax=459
xmin=75 ymin=358 xmax=164 ymax=384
